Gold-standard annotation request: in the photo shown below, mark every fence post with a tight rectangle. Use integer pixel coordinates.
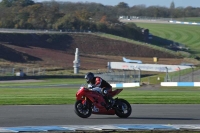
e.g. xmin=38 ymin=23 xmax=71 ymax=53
xmin=131 ymin=68 xmax=135 ymax=82
xmin=123 ymin=70 xmax=125 ymax=83
xmin=12 ymin=68 xmax=15 ymax=76
xmin=191 ymin=66 xmax=194 ymax=82
xmin=32 ymin=68 xmax=34 ymax=75
xmin=165 ymin=67 xmax=169 ymax=82
xmin=178 ymin=67 xmax=180 ymax=82
xmin=27 ymin=68 xmax=29 ymax=75
xmin=43 ymin=69 xmax=45 ymax=75
xmin=107 ymin=62 xmax=111 ymax=72
xmin=138 ymin=68 xmax=141 ymax=83
xmin=39 ymin=68 xmax=41 ymax=75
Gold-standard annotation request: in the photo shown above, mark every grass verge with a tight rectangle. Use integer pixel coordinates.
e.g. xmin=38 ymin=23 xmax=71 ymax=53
xmin=134 ymin=22 xmax=200 ymax=56
xmin=0 ymin=78 xmax=200 ymax=105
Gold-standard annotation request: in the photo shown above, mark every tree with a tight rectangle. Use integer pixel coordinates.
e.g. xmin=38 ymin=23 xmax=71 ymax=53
xmin=170 ymin=1 xmax=175 ymax=18
xmin=100 ymin=15 xmax=107 ymax=23
xmin=0 ymin=0 xmax=34 ymax=7
xmin=129 ymin=5 xmax=146 ymax=16
xmin=0 ymin=0 xmax=14 ymax=7
xmin=116 ymin=2 xmax=129 ymax=8
xmin=115 ymin=2 xmax=129 ymax=16
xmin=75 ymin=9 xmax=91 ymax=21
xmin=14 ymin=0 xmax=34 ymax=7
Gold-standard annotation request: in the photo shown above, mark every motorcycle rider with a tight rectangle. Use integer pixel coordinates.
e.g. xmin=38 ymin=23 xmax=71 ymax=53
xmin=84 ymin=72 xmax=114 ymax=110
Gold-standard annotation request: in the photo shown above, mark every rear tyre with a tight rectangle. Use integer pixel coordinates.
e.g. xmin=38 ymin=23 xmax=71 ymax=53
xmin=74 ymin=100 xmax=92 ymax=118
xmin=115 ymin=99 xmax=132 ymax=118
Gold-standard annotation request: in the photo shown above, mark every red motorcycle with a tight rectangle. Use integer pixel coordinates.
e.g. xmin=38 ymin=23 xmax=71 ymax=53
xmin=74 ymin=85 xmax=132 ymax=118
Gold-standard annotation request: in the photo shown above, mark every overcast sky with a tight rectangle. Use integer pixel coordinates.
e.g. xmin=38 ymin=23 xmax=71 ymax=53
xmin=34 ymin=0 xmax=200 ymax=7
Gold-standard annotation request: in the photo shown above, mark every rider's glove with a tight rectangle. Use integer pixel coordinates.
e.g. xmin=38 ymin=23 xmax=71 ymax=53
xmin=88 ymin=84 xmax=95 ymax=89
xmin=91 ymin=85 xmax=95 ymax=88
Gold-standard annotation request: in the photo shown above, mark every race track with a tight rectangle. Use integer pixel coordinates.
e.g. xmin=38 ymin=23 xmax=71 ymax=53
xmin=0 ymin=104 xmax=200 ymax=127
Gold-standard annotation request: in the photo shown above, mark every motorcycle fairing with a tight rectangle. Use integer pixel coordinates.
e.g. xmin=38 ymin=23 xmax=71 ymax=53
xmin=110 ymin=89 xmax=123 ymax=97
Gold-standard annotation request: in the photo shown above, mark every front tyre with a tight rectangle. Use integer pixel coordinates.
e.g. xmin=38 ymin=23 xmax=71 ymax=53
xmin=115 ymin=99 xmax=132 ymax=118
xmin=74 ymin=100 xmax=92 ymax=118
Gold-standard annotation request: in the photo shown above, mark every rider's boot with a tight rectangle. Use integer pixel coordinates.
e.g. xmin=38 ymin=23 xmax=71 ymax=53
xmin=102 ymin=96 xmax=109 ymax=110
xmin=104 ymin=95 xmax=115 ymax=110
xmin=109 ymin=97 xmax=115 ymax=107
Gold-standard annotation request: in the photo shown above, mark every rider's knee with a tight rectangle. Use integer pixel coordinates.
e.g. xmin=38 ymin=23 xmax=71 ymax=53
xmin=102 ymin=87 xmax=111 ymax=96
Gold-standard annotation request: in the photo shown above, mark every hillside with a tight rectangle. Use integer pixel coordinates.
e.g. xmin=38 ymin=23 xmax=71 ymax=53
xmin=0 ymin=33 xmax=186 ymax=71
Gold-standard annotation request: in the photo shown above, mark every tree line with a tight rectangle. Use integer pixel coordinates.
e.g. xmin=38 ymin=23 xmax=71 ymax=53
xmin=0 ymin=0 xmax=199 ymax=40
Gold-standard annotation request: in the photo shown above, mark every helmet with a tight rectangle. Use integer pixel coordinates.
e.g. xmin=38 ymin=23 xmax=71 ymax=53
xmin=84 ymin=72 xmax=94 ymax=83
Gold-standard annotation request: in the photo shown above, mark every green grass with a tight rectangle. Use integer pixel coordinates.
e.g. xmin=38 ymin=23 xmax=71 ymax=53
xmin=118 ymin=88 xmax=200 ymax=104
xmin=96 ymin=33 xmax=179 ymax=57
xmin=0 ymin=88 xmax=76 ymax=105
xmin=134 ymin=22 xmax=200 ymax=56
xmin=0 ymin=78 xmax=85 ymax=87
xmin=1 ymin=78 xmax=200 ymax=105
xmin=175 ymin=17 xmax=200 ymax=22
xmin=141 ymin=67 xmax=200 ymax=84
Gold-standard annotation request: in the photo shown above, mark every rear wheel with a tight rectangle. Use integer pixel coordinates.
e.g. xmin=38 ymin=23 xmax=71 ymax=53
xmin=74 ymin=100 xmax=92 ymax=118
xmin=115 ymin=99 xmax=132 ymax=118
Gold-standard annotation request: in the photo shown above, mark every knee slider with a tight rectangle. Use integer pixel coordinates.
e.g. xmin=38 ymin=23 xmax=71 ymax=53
xmin=102 ymin=88 xmax=108 ymax=96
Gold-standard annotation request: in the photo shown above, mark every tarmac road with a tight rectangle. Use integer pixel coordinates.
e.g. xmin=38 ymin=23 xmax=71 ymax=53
xmin=0 ymin=104 xmax=200 ymax=127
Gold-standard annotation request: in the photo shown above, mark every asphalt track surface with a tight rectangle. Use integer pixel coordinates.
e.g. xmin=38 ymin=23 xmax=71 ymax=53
xmin=0 ymin=104 xmax=200 ymax=127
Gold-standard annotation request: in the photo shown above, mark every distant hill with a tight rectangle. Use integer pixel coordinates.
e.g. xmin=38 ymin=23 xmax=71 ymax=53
xmin=0 ymin=33 xmax=183 ymax=70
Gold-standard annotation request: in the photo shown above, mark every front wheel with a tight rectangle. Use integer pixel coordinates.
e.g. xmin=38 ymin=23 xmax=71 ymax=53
xmin=114 ymin=99 xmax=132 ymax=118
xmin=74 ymin=100 xmax=92 ymax=118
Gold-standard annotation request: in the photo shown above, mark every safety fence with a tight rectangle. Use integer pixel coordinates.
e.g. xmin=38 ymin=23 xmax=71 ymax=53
xmin=139 ymin=68 xmax=200 ymax=84
xmin=95 ymin=69 xmax=141 ymax=83
xmin=0 ymin=67 xmax=45 ymax=76
xmin=95 ymin=67 xmax=200 ymax=84
xmin=166 ymin=67 xmax=200 ymax=82
xmin=119 ymin=16 xmax=172 ymax=21
xmin=1 ymin=67 xmax=200 ymax=83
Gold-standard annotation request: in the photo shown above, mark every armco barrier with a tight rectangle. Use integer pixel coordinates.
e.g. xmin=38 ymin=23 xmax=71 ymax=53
xmin=161 ymin=82 xmax=200 ymax=86
xmin=111 ymin=82 xmax=140 ymax=88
